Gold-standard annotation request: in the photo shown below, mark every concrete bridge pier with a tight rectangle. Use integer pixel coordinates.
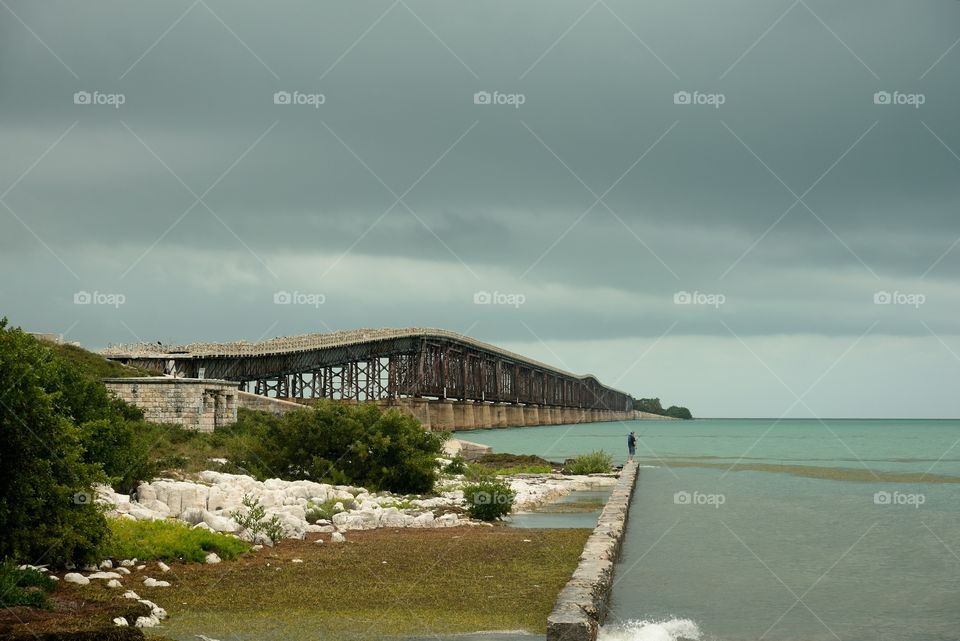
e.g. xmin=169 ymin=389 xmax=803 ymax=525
xmin=504 ymin=404 xmax=525 ymax=427
xmin=475 ymin=402 xmax=493 ymax=429
xmin=493 ymin=403 xmax=509 ymax=428
xmin=402 ymin=397 xmax=432 ymax=430
xmin=523 ymin=404 xmax=540 ymax=426
xmin=453 ymin=401 xmax=476 ymax=430
xmin=432 ymin=400 xmax=455 ymax=431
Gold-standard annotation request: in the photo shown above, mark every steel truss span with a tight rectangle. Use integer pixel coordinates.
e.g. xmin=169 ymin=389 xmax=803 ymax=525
xmin=102 ymin=328 xmax=633 ymax=411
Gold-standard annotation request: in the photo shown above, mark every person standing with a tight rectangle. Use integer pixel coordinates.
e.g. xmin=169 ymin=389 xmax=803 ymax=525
xmin=627 ymin=431 xmax=637 ymax=463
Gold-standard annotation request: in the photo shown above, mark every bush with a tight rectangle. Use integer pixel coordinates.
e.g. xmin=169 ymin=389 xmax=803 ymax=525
xmin=443 ymin=455 xmax=468 ymax=475
xmin=0 ymin=560 xmax=57 ymax=608
xmin=305 ymin=498 xmax=347 ymax=523
xmin=104 ymin=518 xmax=249 ymax=563
xmin=232 ymin=494 xmax=286 ymax=544
xmin=463 ymin=479 xmax=515 ymax=521
xmin=0 ymin=319 xmax=110 ymax=566
xmin=565 ymin=450 xmax=613 ymax=475
xmin=245 ymin=401 xmax=445 ymax=494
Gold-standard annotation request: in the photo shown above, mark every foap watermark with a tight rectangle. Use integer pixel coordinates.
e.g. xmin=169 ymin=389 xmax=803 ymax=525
xmin=470 ymin=489 xmax=513 ymax=505
xmin=273 ymin=90 xmax=325 ymax=108
xmin=473 ymin=290 xmax=526 ymax=308
xmin=74 ymin=290 xmax=125 ymax=308
xmin=72 ymin=491 xmax=93 ymax=505
xmin=673 ymin=90 xmax=725 ymax=109
xmin=873 ymin=91 xmax=925 ymax=108
xmin=473 ymin=90 xmax=525 ymax=109
xmin=273 ymin=290 xmax=325 ymax=308
xmin=674 ymin=490 xmax=725 ymax=508
xmin=874 ymin=490 xmax=925 ymax=508
xmin=874 ymin=290 xmax=925 ymax=309
xmin=73 ymin=90 xmax=125 ymax=109
xmin=674 ymin=290 xmax=725 ymax=308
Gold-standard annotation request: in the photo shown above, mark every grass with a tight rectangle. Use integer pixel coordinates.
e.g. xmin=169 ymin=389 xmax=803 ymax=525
xmin=148 ymin=527 xmax=590 ymax=640
xmin=0 ymin=561 xmax=56 ymax=609
xmin=104 ymin=518 xmax=250 ymax=563
xmin=467 ymin=453 xmax=558 ymax=477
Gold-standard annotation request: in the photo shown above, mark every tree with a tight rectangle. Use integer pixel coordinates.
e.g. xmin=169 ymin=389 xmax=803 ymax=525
xmin=0 ymin=319 xmax=109 ymax=566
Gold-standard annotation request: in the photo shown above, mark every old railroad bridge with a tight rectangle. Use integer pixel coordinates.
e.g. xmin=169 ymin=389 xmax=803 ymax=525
xmin=102 ymin=328 xmax=639 ymax=430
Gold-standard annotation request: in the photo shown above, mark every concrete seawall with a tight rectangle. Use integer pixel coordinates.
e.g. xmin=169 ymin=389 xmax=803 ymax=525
xmin=546 ymin=461 xmax=639 ymax=641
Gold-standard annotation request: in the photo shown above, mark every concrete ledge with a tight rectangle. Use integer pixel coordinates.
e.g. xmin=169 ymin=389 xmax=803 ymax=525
xmin=546 ymin=461 xmax=639 ymax=641
xmin=236 ymin=391 xmax=305 ymax=416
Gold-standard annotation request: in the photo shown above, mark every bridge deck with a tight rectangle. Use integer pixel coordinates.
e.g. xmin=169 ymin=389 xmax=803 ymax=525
xmin=102 ymin=328 xmax=633 ymax=410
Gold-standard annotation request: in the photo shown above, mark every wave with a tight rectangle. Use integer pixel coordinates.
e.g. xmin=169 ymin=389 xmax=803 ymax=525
xmin=599 ymin=618 xmax=703 ymax=641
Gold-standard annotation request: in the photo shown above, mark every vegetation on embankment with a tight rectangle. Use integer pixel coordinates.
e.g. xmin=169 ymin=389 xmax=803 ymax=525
xmin=0 ymin=320 xmax=446 ymax=568
xmin=105 ymin=519 xmax=250 ymax=563
xmin=149 ymin=528 xmax=591 ymax=639
xmin=633 ymin=397 xmax=693 ymax=419
xmin=48 ymin=341 xmax=159 ymax=379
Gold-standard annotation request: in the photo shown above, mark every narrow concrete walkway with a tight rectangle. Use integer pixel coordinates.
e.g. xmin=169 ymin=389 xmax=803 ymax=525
xmin=546 ymin=461 xmax=639 ymax=641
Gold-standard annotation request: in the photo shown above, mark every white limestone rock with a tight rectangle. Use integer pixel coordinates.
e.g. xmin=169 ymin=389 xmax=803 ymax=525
xmin=205 ymin=552 xmax=221 ymax=564
xmin=87 ymin=571 xmax=122 ymax=580
xmin=63 ymin=572 xmax=89 ymax=585
xmin=113 ymin=617 xmax=129 ymax=627
xmin=330 ymin=531 xmax=346 ymax=543
xmin=143 ymin=577 xmax=170 ymax=587
xmin=106 ymin=579 xmax=122 ymax=589
xmin=135 ymin=615 xmax=160 ymax=628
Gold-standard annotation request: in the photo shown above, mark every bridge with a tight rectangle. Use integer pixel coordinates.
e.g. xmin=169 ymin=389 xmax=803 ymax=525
xmin=102 ymin=328 xmax=637 ymax=430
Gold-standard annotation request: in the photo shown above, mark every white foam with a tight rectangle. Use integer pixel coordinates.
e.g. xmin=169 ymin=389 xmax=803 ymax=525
xmin=598 ymin=618 xmax=703 ymax=641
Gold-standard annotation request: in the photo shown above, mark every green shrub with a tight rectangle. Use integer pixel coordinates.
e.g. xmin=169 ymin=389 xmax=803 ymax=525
xmin=443 ymin=455 xmax=468 ymax=475
xmin=565 ymin=450 xmax=613 ymax=475
xmin=0 ymin=560 xmax=57 ymax=608
xmin=462 ymin=479 xmax=515 ymax=521
xmin=305 ymin=498 xmax=347 ymax=523
xmin=245 ymin=401 xmax=444 ymax=494
xmin=232 ymin=494 xmax=286 ymax=544
xmin=104 ymin=518 xmax=249 ymax=563
xmin=0 ymin=319 xmax=110 ymax=566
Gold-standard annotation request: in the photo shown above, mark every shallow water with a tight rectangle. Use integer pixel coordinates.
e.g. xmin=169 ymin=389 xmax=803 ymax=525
xmin=508 ymin=488 xmax=612 ymax=529
xmin=462 ymin=419 xmax=960 ymax=641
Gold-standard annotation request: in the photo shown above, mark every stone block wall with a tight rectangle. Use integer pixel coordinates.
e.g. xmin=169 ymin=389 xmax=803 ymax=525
xmin=103 ymin=377 xmax=239 ymax=433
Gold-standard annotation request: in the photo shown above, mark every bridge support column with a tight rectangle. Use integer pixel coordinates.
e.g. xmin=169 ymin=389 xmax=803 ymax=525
xmin=550 ymin=407 xmax=562 ymax=425
xmin=402 ymin=397 xmax=432 ymax=430
xmin=431 ymin=399 xmax=455 ymax=431
xmin=493 ymin=403 xmax=509 ymax=428
xmin=453 ymin=401 xmax=476 ymax=430
xmin=504 ymin=404 xmax=525 ymax=427
xmin=523 ymin=404 xmax=540 ymax=426
xmin=475 ymin=402 xmax=493 ymax=429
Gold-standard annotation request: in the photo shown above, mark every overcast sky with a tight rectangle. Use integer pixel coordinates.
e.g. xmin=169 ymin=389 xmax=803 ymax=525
xmin=2 ymin=0 xmax=959 ymax=417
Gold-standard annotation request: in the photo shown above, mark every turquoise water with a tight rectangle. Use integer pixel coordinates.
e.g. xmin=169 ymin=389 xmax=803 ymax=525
xmin=460 ymin=419 xmax=960 ymax=641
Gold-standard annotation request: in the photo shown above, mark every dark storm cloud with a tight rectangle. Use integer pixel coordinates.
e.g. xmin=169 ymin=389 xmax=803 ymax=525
xmin=1 ymin=0 xmax=959 ymax=416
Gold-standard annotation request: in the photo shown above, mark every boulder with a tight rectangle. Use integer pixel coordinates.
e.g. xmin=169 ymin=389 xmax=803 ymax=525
xmin=205 ymin=553 xmax=221 ymax=564
xmin=87 ymin=571 xmax=122 ymax=580
xmin=113 ymin=617 xmax=128 ymax=627
xmin=107 ymin=579 xmax=122 ymax=589
xmin=330 ymin=531 xmax=346 ymax=543
xmin=63 ymin=573 xmax=89 ymax=585
xmin=143 ymin=577 xmax=170 ymax=588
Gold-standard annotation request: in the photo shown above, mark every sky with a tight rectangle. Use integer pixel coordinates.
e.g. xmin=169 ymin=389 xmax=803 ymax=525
xmin=1 ymin=0 xmax=959 ymax=418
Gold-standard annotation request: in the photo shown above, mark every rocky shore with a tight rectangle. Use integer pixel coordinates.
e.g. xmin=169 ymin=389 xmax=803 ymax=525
xmin=98 ymin=469 xmax=618 ymax=541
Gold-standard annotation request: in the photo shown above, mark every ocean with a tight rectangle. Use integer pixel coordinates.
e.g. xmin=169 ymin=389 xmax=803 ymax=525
xmin=460 ymin=419 xmax=960 ymax=641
